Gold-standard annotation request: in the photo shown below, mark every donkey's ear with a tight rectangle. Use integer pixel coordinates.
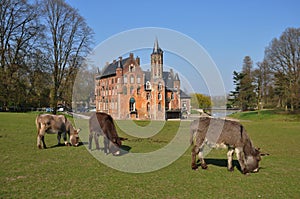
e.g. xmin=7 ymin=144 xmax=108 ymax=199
xmin=77 ymin=128 xmax=81 ymax=133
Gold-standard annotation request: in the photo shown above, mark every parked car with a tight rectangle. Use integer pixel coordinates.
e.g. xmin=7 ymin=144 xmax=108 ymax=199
xmin=46 ymin=107 xmax=53 ymax=112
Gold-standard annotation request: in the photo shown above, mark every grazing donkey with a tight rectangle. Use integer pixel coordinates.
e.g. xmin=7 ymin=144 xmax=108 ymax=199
xmin=89 ymin=112 xmax=127 ymax=155
xmin=190 ymin=117 xmax=268 ymax=174
xmin=36 ymin=114 xmax=80 ymax=149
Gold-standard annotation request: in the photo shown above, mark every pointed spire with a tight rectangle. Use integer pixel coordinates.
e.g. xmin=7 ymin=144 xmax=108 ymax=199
xmin=153 ymin=37 xmax=163 ymax=54
xmin=174 ymin=73 xmax=180 ymax=81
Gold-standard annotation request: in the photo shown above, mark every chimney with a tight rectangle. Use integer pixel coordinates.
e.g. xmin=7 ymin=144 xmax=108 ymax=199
xmin=170 ymin=69 xmax=174 ymax=76
xmin=136 ymin=56 xmax=140 ymax=65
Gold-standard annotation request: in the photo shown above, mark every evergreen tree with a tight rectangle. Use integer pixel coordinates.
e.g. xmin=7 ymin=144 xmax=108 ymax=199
xmin=228 ymin=56 xmax=257 ymax=111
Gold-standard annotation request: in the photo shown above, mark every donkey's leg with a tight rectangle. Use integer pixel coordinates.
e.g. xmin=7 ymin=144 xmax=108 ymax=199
xmin=41 ymin=135 xmax=47 ymax=149
xmin=103 ymin=136 xmax=109 ymax=155
xmin=88 ymin=132 xmax=93 ymax=150
xmin=57 ymin=133 xmax=62 ymax=145
xmin=38 ymin=125 xmax=46 ymax=149
xmin=94 ymin=132 xmax=100 ymax=150
xmin=191 ymin=145 xmax=199 ymax=170
xmin=227 ymin=148 xmax=235 ymax=171
xmin=62 ymin=131 xmax=68 ymax=146
xmin=235 ymin=147 xmax=248 ymax=174
xmin=37 ymin=134 xmax=42 ymax=149
xmin=198 ymin=148 xmax=207 ymax=169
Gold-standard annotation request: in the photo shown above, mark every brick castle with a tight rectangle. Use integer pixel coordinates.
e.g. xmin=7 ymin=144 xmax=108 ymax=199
xmin=94 ymin=39 xmax=190 ymax=120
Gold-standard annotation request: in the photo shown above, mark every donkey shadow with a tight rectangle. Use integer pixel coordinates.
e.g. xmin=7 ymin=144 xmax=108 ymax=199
xmin=88 ymin=144 xmax=132 ymax=156
xmin=49 ymin=141 xmax=85 ymax=148
xmin=197 ymin=158 xmax=242 ymax=172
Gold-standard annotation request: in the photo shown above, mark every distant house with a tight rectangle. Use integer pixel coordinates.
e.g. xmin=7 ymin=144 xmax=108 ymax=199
xmin=94 ymin=39 xmax=190 ymax=120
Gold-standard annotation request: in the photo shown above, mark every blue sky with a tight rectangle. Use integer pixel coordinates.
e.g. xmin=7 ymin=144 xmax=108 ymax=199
xmin=66 ymin=0 xmax=300 ymax=94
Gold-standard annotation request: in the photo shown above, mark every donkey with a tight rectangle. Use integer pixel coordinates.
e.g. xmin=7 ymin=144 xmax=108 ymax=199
xmin=190 ymin=117 xmax=268 ymax=174
xmin=36 ymin=114 xmax=80 ymax=149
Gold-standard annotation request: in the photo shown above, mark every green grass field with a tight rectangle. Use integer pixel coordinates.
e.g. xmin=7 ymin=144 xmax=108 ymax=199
xmin=1 ymin=111 xmax=300 ymax=198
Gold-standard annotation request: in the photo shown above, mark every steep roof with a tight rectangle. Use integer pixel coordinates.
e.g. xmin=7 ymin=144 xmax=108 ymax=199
xmin=97 ymin=57 xmax=129 ymax=79
xmin=180 ymin=90 xmax=191 ymax=99
xmin=144 ymin=71 xmax=151 ymax=82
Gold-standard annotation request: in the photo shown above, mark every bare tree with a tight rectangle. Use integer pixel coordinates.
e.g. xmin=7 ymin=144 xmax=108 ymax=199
xmin=42 ymin=0 xmax=93 ymax=113
xmin=0 ymin=0 xmax=42 ymax=110
xmin=264 ymin=27 xmax=300 ymax=111
xmin=254 ymin=60 xmax=273 ymax=109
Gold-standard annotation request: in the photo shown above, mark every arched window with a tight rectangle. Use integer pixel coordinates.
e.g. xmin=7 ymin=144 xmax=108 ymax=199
xmin=146 ymin=92 xmax=151 ymax=100
xmin=130 ymin=64 xmax=135 ymax=72
xmin=158 ymin=93 xmax=162 ymax=100
xmin=123 ymin=86 xmax=127 ymax=95
xmin=137 ymin=86 xmax=141 ymax=95
xmin=130 ymin=86 xmax=134 ymax=95
xmin=158 ymin=102 xmax=162 ymax=111
xmin=146 ymin=81 xmax=151 ymax=90
xmin=130 ymin=75 xmax=135 ymax=84
xmin=147 ymin=102 xmax=150 ymax=112
xmin=137 ymin=75 xmax=141 ymax=84
xmin=129 ymin=97 xmax=136 ymax=112
xmin=158 ymin=82 xmax=163 ymax=91
xmin=124 ymin=75 xmax=127 ymax=83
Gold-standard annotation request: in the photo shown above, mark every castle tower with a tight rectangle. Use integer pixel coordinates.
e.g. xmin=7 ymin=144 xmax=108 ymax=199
xmin=151 ymin=38 xmax=163 ymax=79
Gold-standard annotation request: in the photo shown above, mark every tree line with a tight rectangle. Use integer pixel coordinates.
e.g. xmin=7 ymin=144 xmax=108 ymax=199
xmin=0 ymin=0 xmax=93 ymax=113
xmin=228 ymin=27 xmax=300 ymax=111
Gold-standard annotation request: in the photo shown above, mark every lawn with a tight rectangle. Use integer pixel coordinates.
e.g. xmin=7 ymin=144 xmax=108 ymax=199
xmin=0 ymin=111 xmax=300 ymax=198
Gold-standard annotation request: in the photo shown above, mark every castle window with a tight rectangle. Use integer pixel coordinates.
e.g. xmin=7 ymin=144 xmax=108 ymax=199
xmin=124 ymin=75 xmax=127 ymax=83
xmin=158 ymin=102 xmax=162 ymax=111
xmin=130 ymin=75 xmax=135 ymax=84
xmin=146 ymin=81 xmax=151 ymax=90
xmin=158 ymin=93 xmax=162 ymax=100
xmin=130 ymin=86 xmax=134 ymax=95
xmin=129 ymin=97 xmax=136 ymax=112
xmin=130 ymin=64 xmax=135 ymax=72
xmin=111 ymin=99 xmax=114 ymax=109
xmin=137 ymin=75 xmax=141 ymax=84
xmin=147 ymin=102 xmax=150 ymax=112
xmin=146 ymin=92 xmax=151 ymax=100
xmin=158 ymin=82 xmax=162 ymax=90
xmin=123 ymin=86 xmax=127 ymax=95
xmin=166 ymin=102 xmax=170 ymax=111
xmin=137 ymin=86 xmax=141 ymax=95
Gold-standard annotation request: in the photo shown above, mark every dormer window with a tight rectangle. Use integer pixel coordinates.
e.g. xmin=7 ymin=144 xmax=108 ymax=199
xmin=146 ymin=81 xmax=151 ymax=90
xmin=130 ymin=64 xmax=135 ymax=72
